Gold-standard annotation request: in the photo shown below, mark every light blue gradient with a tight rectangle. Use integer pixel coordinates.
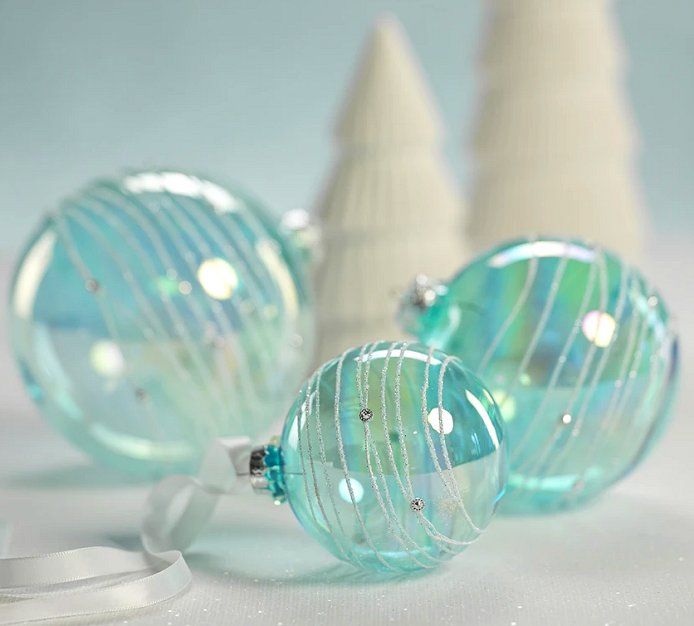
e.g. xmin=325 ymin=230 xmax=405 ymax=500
xmin=0 ymin=0 xmax=692 ymax=257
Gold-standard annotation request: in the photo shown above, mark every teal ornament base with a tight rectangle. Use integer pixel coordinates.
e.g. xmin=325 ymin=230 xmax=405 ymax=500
xmin=400 ymin=238 xmax=679 ymax=514
xmin=270 ymin=341 xmax=506 ymax=572
xmin=9 ymin=171 xmax=314 ymax=477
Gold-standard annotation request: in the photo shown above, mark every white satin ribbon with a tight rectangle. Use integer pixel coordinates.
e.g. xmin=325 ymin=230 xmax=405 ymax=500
xmin=0 ymin=437 xmax=251 ymax=624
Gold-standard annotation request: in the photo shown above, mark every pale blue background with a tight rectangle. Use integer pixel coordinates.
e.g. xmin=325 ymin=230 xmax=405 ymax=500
xmin=0 ymin=0 xmax=692 ymax=258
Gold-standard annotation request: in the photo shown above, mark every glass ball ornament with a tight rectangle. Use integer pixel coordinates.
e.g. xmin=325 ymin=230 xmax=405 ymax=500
xmin=253 ymin=341 xmax=506 ymax=572
xmin=9 ymin=171 xmax=314 ymax=476
xmin=400 ymin=238 xmax=679 ymax=513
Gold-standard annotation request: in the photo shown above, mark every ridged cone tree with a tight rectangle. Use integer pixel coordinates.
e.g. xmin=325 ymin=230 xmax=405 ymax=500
xmin=314 ymin=17 xmax=467 ymax=363
xmin=469 ymin=0 xmax=646 ymax=260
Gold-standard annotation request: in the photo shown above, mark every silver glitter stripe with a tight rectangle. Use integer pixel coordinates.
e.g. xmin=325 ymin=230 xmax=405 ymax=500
xmin=575 ymin=262 xmax=631 ymax=420
xmin=381 ymin=344 xmax=454 ymax=559
xmin=496 ymin=251 xmax=570 ymax=421
xmin=362 ymin=423 xmax=436 ymax=569
xmin=436 ymin=355 xmax=484 ymax=534
xmin=161 ymin=191 xmax=277 ymax=377
xmin=510 ymin=257 xmax=599 ymax=464
xmin=379 ymin=342 xmax=411 ymax=499
xmin=588 ymin=278 xmax=644 ymax=439
xmin=153 ymin=190 xmax=272 ymax=384
xmin=410 ymin=354 xmax=481 ymax=554
xmin=333 ymin=350 xmax=397 ymax=571
xmin=556 ymin=289 xmax=645 ymax=509
xmin=156 ymin=191 xmax=271 ymax=416
xmin=627 ymin=323 xmax=676 ymax=468
xmin=359 ymin=343 xmax=443 ymax=567
xmin=355 ymin=343 xmax=371 ymax=408
xmin=437 ymin=357 xmax=480 ymax=526
xmin=300 ymin=371 xmax=354 ymax=563
xmin=69 ymin=199 xmax=231 ymax=433
xmin=479 ymin=238 xmax=540 ymax=372
xmin=355 ymin=343 xmax=418 ymax=559
xmin=519 ymin=249 xmax=609 ymax=479
xmin=587 ymin=280 xmax=654 ymax=484
xmin=379 ymin=343 xmax=465 ymax=552
xmin=62 ymin=203 xmax=207 ymax=391
xmin=567 ymin=306 xmax=666 ymax=506
xmin=50 ymin=212 xmax=169 ymax=440
xmin=562 ymin=284 xmax=653 ymax=507
xmin=84 ymin=188 xmax=252 ymax=422
xmin=295 ymin=375 xmax=321 ymax=528
xmin=309 ymin=364 xmax=365 ymax=567
xmin=420 ymin=347 xmax=483 ymax=535
xmin=564 ymin=250 xmax=610 ymax=411
xmin=73 ymin=194 xmax=232 ymax=404
xmin=542 ymin=258 xmax=631 ymax=481
xmin=606 ymin=301 xmax=666 ymax=474
xmin=62 ymin=205 xmax=229 ymax=424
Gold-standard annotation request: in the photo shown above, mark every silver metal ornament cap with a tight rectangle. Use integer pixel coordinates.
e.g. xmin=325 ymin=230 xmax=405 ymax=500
xmin=249 ymin=439 xmax=286 ymax=504
xmin=409 ymin=274 xmax=443 ymax=310
xmin=280 ymin=208 xmax=321 ymax=267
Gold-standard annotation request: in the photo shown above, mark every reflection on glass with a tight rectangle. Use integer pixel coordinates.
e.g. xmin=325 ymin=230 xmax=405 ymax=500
xmin=581 ymin=310 xmax=616 ymax=347
xmin=12 ymin=230 xmax=56 ymax=319
xmin=492 ymin=389 xmax=516 ymax=422
xmin=465 ymin=390 xmax=501 ymax=448
xmin=197 ymin=258 xmax=238 ymax=300
xmin=123 ymin=172 xmax=237 ymax=213
xmin=338 ymin=477 xmax=364 ymax=503
xmin=90 ymin=340 xmax=126 ymax=378
xmin=427 ymin=407 xmax=454 ymax=434
xmin=488 ymin=240 xmax=595 ymax=268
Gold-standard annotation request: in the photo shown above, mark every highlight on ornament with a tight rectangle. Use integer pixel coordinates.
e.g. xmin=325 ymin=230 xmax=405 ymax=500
xmin=399 ymin=237 xmax=679 ymax=513
xmin=9 ymin=170 xmax=314 ymax=476
xmin=248 ymin=340 xmax=507 ymax=572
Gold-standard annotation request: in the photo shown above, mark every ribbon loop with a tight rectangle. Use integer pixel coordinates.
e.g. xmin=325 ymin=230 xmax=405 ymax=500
xmin=0 ymin=436 xmax=252 ymax=624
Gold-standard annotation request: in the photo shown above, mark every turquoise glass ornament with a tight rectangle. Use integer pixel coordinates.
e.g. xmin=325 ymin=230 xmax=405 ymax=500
xmin=400 ymin=238 xmax=679 ymax=513
xmin=9 ymin=171 xmax=314 ymax=476
xmin=253 ymin=341 xmax=506 ymax=572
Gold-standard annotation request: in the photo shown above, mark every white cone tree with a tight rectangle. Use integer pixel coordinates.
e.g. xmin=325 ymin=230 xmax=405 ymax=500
xmin=314 ymin=17 xmax=467 ymax=362
xmin=469 ymin=0 xmax=646 ymax=260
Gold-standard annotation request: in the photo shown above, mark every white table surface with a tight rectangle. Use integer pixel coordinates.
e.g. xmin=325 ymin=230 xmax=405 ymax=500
xmin=0 ymin=232 xmax=692 ymax=626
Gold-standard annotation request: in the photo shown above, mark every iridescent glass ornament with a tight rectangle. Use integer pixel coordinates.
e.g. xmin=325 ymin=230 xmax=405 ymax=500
xmin=252 ymin=341 xmax=506 ymax=572
xmin=400 ymin=238 xmax=678 ymax=513
xmin=9 ymin=171 xmax=314 ymax=476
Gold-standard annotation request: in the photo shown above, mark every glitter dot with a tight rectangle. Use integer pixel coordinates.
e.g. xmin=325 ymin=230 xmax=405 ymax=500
xmin=410 ymin=497 xmax=425 ymax=512
xmin=85 ymin=278 xmax=100 ymax=293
